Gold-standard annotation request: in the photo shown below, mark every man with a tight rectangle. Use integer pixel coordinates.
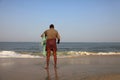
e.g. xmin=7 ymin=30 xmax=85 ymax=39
xmin=41 ymin=24 xmax=60 ymax=69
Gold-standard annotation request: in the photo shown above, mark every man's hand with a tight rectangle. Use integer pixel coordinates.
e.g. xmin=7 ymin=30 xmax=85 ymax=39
xmin=57 ymin=39 xmax=60 ymax=44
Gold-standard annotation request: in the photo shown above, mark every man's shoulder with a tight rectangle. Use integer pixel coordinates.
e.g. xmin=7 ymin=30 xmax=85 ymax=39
xmin=46 ymin=29 xmax=58 ymax=33
xmin=53 ymin=29 xmax=58 ymax=34
xmin=53 ymin=29 xmax=58 ymax=32
xmin=45 ymin=29 xmax=49 ymax=32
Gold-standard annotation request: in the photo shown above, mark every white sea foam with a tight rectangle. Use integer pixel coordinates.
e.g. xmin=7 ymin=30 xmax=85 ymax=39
xmin=66 ymin=51 xmax=120 ymax=56
xmin=0 ymin=51 xmax=42 ymax=58
xmin=0 ymin=51 xmax=120 ymax=58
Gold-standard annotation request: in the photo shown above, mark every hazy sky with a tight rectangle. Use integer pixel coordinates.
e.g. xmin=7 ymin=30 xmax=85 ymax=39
xmin=0 ymin=0 xmax=120 ymax=42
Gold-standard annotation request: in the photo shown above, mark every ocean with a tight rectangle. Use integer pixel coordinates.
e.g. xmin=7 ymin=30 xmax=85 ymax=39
xmin=0 ymin=42 xmax=120 ymax=58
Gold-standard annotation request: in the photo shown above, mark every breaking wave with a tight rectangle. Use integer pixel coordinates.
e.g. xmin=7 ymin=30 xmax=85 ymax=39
xmin=0 ymin=51 xmax=41 ymax=58
xmin=0 ymin=50 xmax=120 ymax=58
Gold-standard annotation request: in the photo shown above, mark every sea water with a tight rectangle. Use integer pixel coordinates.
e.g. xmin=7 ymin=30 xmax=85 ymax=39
xmin=0 ymin=42 xmax=120 ymax=58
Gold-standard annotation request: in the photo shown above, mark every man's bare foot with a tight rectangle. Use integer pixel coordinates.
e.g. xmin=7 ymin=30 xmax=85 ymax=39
xmin=45 ymin=66 xmax=49 ymax=69
xmin=54 ymin=65 xmax=57 ymax=69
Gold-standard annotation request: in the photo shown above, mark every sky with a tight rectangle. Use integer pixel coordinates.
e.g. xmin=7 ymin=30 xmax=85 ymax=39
xmin=0 ymin=0 xmax=120 ymax=42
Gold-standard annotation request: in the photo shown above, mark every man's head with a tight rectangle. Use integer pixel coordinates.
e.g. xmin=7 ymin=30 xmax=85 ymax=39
xmin=49 ymin=24 xmax=54 ymax=28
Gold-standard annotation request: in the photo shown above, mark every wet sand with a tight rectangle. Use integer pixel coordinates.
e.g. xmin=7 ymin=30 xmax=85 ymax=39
xmin=0 ymin=55 xmax=120 ymax=80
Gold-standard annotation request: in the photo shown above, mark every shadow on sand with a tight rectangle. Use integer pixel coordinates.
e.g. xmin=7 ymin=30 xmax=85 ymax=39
xmin=45 ymin=67 xmax=59 ymax=80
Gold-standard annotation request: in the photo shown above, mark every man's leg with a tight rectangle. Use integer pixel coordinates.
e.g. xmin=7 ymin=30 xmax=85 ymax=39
xmin=53 ymin=50 xmax=57 ymax=68
xmin=45 ymin=50 xmax=51 ymax=69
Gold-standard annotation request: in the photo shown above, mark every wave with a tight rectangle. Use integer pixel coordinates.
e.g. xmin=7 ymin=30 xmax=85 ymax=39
xmin=0 ymin=51 xmax=120 ymax=58
xmin=0 ymin=51 xmax=41 ymax=58
xmin=65 ymin=51 xmax=120 ymax=56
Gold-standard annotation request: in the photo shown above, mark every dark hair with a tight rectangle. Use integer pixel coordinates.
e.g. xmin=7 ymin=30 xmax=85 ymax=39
xmin=49 ymin=24 xmax=54 ymax=28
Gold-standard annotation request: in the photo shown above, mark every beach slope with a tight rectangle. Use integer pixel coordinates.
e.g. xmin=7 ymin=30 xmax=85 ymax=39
xmin=0 ymin=56 xmax=120 ymax=80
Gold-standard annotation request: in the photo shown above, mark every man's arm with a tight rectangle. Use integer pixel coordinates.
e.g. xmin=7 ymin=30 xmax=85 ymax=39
xmin=57 ymin=39 xmax=60 ymax=44
xmin=56 ymin=32 xmax=60 ymax=44
xmin=41 ymin=33 xmax=44 ymax=37
xmin=41 ymin=31 xmax=47 ymax=37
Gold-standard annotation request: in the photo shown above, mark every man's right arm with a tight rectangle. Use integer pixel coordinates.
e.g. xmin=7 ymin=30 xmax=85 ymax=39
xmin=57 ymin=39 xmax=60 ymax=44
xmin=56 ymin=32 xmax=60 ymax=44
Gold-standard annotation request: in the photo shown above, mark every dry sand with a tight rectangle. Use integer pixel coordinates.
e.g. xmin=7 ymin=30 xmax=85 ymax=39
xmin=0 ymin=55 xmax=120 ymax=80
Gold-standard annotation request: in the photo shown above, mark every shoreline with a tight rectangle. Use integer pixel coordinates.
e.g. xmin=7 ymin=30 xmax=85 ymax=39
xmin=0 ymin=55 xmax=120 ymax=80
xmin=1 ymin=50 xmax=120 ymax=58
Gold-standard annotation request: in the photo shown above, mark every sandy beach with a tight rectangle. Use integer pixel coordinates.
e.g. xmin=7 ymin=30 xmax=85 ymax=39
xmin=0 ymin=55 xmax=120 ymax=80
